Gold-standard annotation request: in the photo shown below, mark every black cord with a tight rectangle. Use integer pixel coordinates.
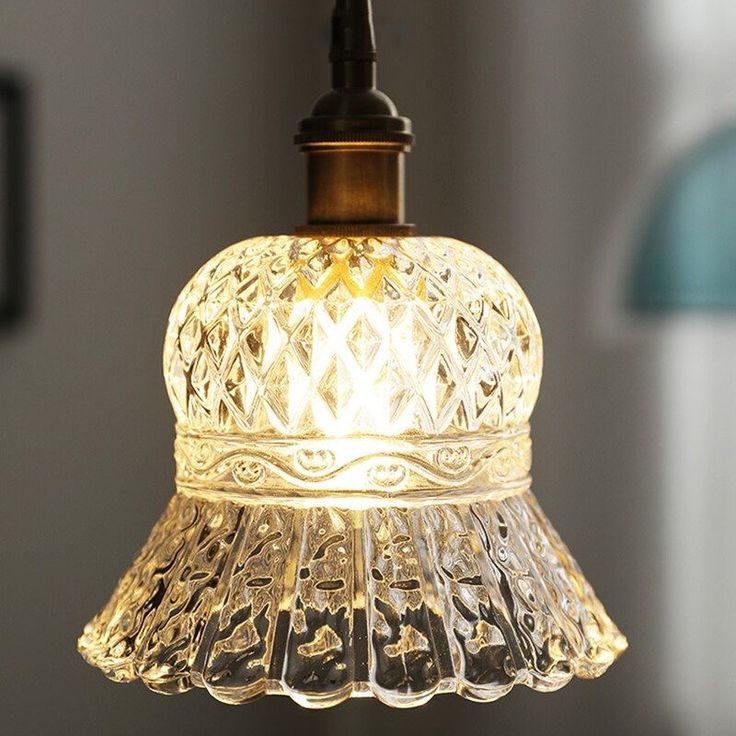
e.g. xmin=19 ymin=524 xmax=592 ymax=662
xmin=330 ymin=0 xmax=376 ymax=89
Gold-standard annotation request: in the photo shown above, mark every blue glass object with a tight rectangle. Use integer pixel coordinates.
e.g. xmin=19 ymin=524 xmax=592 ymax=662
xmin=631 ymin=124 xmax=736 ymax=311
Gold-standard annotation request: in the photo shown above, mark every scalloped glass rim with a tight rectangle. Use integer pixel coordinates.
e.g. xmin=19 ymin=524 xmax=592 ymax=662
xmin=78 ymin=492 xmax=626 ymax=708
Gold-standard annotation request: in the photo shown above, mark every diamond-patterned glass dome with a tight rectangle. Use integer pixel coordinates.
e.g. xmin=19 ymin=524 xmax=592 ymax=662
xmin=79 ymin=235 xmax=626 ymax=708
xmin=164 ymin=236 xmax=542 ymax=437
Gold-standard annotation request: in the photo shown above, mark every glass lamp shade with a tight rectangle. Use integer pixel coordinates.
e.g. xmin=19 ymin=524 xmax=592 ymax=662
xmin=78 ymin=235 xmax=626 ymax=707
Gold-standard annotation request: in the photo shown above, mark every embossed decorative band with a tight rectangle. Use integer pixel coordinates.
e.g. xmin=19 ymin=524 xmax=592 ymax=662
xmin=174 ymin=425 xmax=531 ymax=506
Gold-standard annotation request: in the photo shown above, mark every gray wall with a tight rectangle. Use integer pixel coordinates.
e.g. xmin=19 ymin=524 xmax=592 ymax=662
xmin=0 ymin=1 xmax=717 ymax=734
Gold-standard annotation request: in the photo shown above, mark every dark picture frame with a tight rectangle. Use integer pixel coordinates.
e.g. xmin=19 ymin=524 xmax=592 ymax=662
xmin=0 ymin=75 xmax=27 ymax=327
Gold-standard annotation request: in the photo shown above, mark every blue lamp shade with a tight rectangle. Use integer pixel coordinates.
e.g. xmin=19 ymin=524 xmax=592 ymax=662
xmin=630 ymin=124 xmax=736 ymax=311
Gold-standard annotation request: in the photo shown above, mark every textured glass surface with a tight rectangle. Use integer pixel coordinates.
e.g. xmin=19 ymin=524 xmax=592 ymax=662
xmin=79 ymin=236 xmax=626 ymax=707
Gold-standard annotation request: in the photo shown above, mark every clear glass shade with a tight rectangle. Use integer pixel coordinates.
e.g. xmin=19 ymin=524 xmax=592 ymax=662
xmin=78 ymin=235 xmax=626 ymax=707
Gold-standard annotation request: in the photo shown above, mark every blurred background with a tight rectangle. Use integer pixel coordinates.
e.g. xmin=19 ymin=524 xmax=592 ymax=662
xmin=1 ymin=1 xmax=735 ymax=734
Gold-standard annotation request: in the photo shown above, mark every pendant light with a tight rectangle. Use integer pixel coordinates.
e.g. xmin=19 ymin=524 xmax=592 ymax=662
xmin=79 ymin=0 xmax=626 ymax=708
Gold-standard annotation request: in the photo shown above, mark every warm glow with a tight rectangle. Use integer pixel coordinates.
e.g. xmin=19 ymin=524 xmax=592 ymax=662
xmin=79 ymin=235 xmax=626 ymax=708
